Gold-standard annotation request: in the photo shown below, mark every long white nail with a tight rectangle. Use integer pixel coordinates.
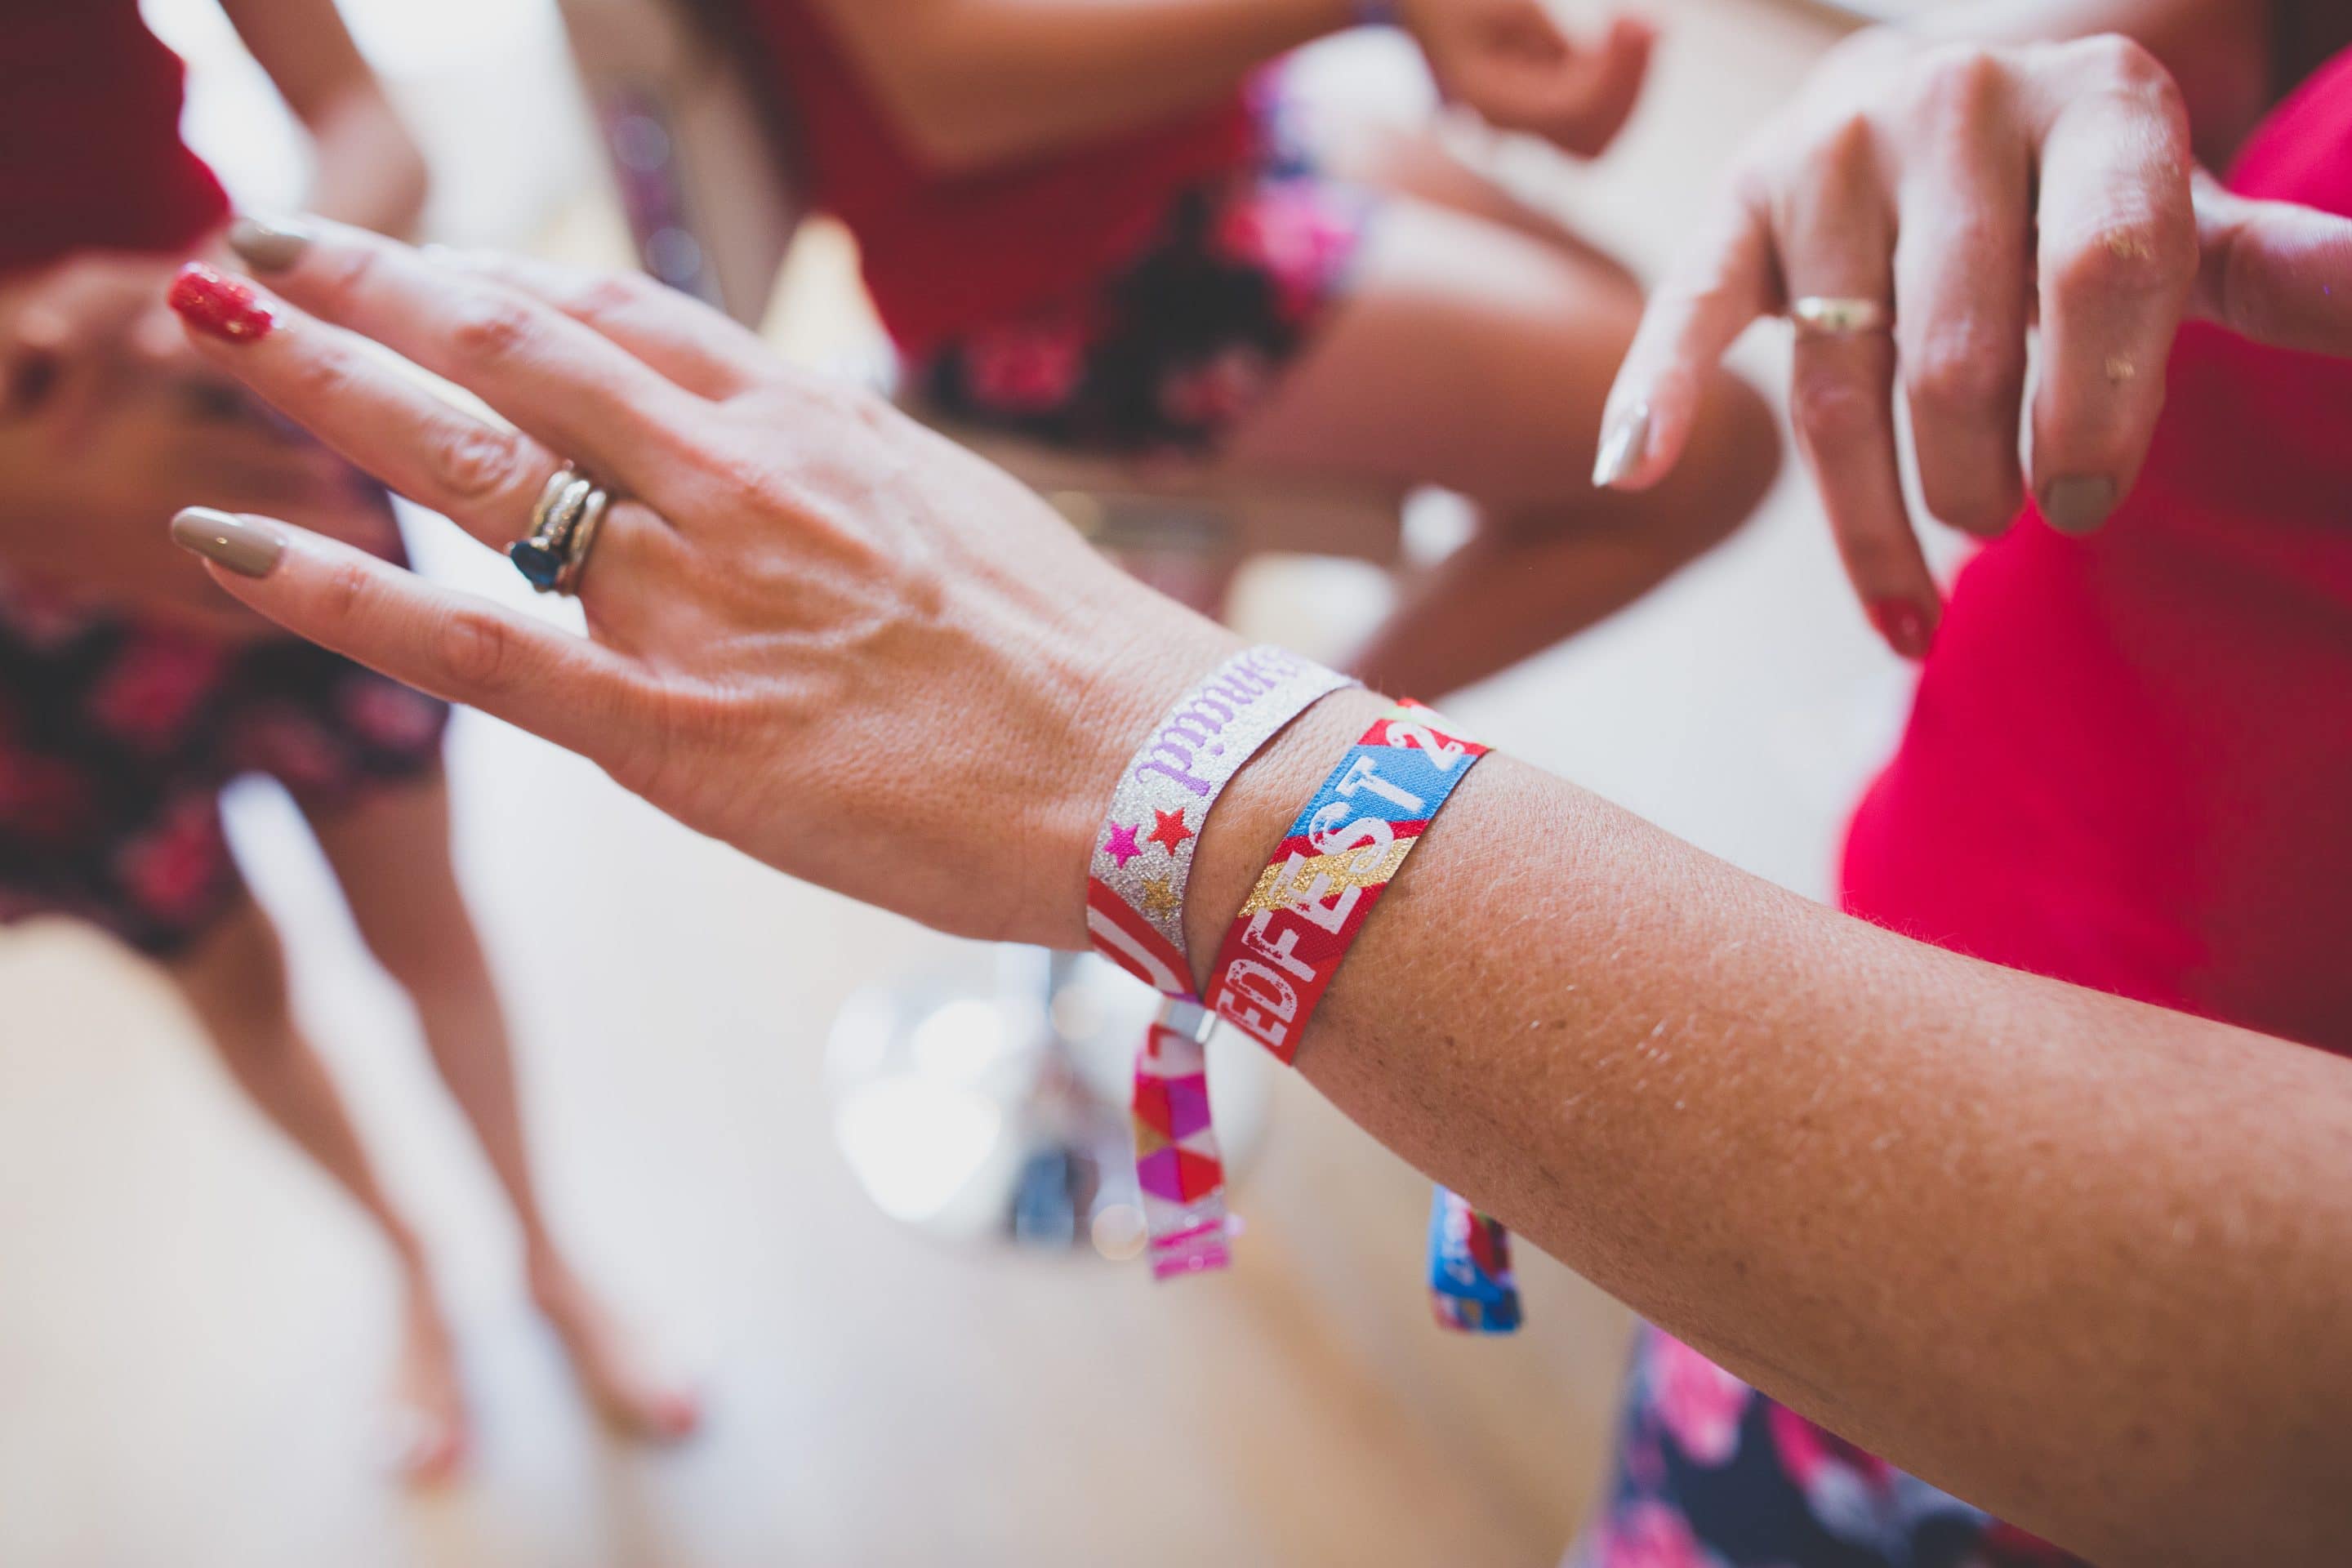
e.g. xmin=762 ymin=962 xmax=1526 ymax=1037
xmin=1592 ymin=400 xmax=1650 ymax=488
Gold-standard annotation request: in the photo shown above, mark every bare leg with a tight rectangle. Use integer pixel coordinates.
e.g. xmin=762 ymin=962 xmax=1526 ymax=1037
xmin=1216 ymin=189 xmax=1780 ymax=699
xmin=165 ymin=893 xmax=467 ymax=1485
xmin=301 ymin=768 xmax=697 ymax=1443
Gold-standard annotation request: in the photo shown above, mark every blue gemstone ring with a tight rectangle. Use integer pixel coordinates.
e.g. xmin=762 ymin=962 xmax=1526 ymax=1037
xmin=506 ymin=465 xmax=611 ymax=596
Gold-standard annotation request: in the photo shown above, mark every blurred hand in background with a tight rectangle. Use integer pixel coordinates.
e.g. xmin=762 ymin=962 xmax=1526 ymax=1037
xmin=1401 ymin=0 xmax=1655 ymax=157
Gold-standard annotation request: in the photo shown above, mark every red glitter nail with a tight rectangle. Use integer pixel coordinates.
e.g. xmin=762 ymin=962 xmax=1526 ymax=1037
xmin=1867 ymin=597 xmax=1936 ymax=662
xmin=167 ymin=262 xmax=276 ymax=342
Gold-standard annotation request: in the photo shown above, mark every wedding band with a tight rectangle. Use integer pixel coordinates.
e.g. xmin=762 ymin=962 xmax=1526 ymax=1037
xmin=507 ymin=463 xmax=610 ymax=596
xmin=555 ymin=483 xmax=610 ymax=595
xmin=1789 ymin=296 xmax=1892 ymax=337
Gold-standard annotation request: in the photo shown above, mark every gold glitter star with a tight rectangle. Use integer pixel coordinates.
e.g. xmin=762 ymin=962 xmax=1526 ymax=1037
xmin=1140 ymin=875 xmax=1181 ymax=918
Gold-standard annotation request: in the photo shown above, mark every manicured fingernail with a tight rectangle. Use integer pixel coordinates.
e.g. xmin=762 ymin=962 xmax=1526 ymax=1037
xmin=172 ymin=506 xmax=284 ymax=578
xmin=1592 ymin=400 xmax=1650 ymax=488
xmin=227 ymin=214 xmax=313 ymax=272
xmin=1867 ymin=597 xmax=1935 ymax=662
xmin=2038 ymin=475 xmax=2116 ymax=537
xmin=167 ymin=263 xmax=276 ymax=342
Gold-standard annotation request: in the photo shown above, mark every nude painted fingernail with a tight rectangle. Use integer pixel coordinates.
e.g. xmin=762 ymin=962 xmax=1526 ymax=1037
xmin=172 ymin=506 xmax=284 ymax=578
xmin=1592 ymin=400 xmax=1650 ymax=488
xmin=167 ymin=263 xmax=277 ymax=342
xmin=1867 ymin=597 xmax=1935 ymax=662
xmin=227 ymin=214 xmax=313 ymax=272
xmin=2038 ymin=475 xmax=2117 ymax=537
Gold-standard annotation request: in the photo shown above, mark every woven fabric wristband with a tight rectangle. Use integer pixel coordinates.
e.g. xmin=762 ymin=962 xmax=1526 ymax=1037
xmin=1203 ymin=698 xmax=1523 ymax=1334
xmin=1085 ymin=646 xmax=1353 ymax=1278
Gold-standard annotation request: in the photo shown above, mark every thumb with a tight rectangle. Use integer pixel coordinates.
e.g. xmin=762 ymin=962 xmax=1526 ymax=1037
xmin=2191 ymin=174 xmax=2352 ymax=358
xmin=1551 ymin=15 xmax=1656 ymax=158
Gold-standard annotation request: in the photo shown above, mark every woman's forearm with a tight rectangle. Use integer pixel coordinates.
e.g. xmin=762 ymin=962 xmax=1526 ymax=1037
xmin=219 ymin=0 xmax=428 ymax=236
xmin=1182 ymin=688 xmax=2352 ymax=1566
xmin=808 ymin=0 xmax=1353 ymax=172
xmin=296 ymin=90 xmax=429 ymax=238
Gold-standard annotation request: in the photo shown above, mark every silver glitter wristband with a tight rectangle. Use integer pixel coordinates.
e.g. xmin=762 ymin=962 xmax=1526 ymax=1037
xmin=1085 ymin=645 xmax=1354 ymax=996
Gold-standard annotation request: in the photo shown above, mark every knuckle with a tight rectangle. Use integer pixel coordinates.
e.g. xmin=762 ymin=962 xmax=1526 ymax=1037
xmin=1904 ymin=331 xmax=2020 ymax=419
xmin=2075 ymin=33 xmax=2168 ymax=93
xmin=435 ymin=604 xmax=521 ymax=693
xmin=835 ymin=381 xmax=902 ymax=439
xmin=568 ymin=270 xmax=652 ymax=323
xmin=697 ymin=443 xmax=794 ymax=519
xmin=1913 ymin=44 xmax=2007 ymax=122
xmin=446 ymin=292 xmax=538 ymax=362
xmin=318 ymin=555 xmax=372 ymax=624
xmin=2054 ymin=216 xmax=2193 ymax=301
xmin=288 ymin=345 xmax=358 ymax=405
xmin=430 ymin=417 xmax=529 ymax=506
xmin=1806 ymin=112 xmax=1877 ymax=178
xmin=1790 ymin=363 xmax=1882 ymax=448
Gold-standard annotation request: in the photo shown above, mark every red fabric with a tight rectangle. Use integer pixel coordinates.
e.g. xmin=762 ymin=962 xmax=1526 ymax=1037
xmin=1842 ymin=47 xmax=2352 ymax=1056
xmin=0 ymin=0 xmax=230 ymax=274
xmin=738 ymin=0 xmax=1257 ymax=354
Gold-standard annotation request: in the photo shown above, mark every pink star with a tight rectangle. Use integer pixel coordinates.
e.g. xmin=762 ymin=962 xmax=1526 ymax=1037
xmin=1102 ymin=822 xmax=1143 ymax=868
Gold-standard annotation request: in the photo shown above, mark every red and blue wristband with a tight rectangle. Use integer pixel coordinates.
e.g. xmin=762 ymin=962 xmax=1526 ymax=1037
xmin=1203 ymin=699 xmax=1521 ymax=1333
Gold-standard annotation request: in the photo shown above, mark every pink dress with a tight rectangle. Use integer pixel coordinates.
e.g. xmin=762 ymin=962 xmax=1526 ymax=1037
xmin=1578 ymin=42 xmax=2352 ymax=1568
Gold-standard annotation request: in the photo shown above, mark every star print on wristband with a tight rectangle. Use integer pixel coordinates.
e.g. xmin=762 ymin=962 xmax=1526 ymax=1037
xmin=1088 ymin=646 xmax=1352 ymax=983
xmin=1082 ymin=647 xmax=1354 ymax=1285
xmin=1102 ymin=822 xmax=1144 ymax=868
xmin=1147 ymin=808 xmax=1195 ymax=856
xmin=1141 ymin=875 xmax=1180 ymax=918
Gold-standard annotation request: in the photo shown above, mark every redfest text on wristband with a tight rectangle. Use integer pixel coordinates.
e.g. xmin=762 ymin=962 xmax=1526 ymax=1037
xmin=1204 ymin=699 xmax=1521 ymax=1332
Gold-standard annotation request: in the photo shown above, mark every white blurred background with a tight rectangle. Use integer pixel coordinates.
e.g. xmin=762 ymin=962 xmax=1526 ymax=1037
xmin=0 ymin=2 xmax=1960 ymax=1563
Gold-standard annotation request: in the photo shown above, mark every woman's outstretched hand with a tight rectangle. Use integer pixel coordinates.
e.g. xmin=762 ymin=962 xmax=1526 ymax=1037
xmin=167 ymin=220 xmax=1236 ymax=946
xmin=1592 ymin=29 xmax=2352 ymax=654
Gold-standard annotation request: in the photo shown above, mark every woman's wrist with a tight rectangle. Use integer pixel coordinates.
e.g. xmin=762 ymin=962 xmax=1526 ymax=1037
xmin=1041 ymin=599 xmax=1244 ymax=951
xmin=1179 ymin=684 xmax=1390 ymax=996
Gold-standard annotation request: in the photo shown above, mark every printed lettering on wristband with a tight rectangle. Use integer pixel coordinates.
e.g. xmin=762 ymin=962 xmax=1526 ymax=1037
xmin=1205 ymin=701 xmax=1490 ymax=1065
xmin=1202 ymin=699 xmax=1521 ymax=1334
xmin=1085 ymin=645 xmax=1351 ymax=1280
xmin=1086 ymin=646 xmax=1352 ymax=995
